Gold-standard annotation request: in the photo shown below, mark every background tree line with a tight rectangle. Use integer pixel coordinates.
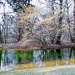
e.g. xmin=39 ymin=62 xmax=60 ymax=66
xmin=0 ymin=0 xmax=75 ymax=45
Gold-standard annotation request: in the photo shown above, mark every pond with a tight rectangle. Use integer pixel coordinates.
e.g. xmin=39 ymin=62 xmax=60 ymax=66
xmin=0 ymin=47 xmax=75 ymax=72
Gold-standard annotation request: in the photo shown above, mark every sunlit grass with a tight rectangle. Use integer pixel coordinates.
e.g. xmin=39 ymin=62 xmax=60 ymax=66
xmin=13 ymin=63 xmax=38 ymax=70
xmin=12 ymin=58 xmax=75 ymax=70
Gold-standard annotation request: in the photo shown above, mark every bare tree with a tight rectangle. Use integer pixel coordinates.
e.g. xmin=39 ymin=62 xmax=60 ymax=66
xmin=55 ymin=0 xmax=63 ymax=44
xmin=73 ymin=0 xmax=75 ymax=31
xmin=66 ymin=0 xmax=73 ymax=42
xmin=17 ymin=0 xmax=75 ymax=46
xmin=0 ymin=26 xmax=3 ymax=43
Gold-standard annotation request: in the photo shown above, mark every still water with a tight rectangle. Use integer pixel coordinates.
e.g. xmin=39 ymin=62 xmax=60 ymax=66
xmin=0 ymin=47 xmax=75 ymax=72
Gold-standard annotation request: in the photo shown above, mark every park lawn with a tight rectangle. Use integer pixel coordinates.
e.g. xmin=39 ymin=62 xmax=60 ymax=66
xmin=0 ymin=65 xmax=75 ymax=75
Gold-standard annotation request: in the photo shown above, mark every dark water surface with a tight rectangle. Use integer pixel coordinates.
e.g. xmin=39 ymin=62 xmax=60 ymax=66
xmin=0 ymin=47 xmax=75 ymax=72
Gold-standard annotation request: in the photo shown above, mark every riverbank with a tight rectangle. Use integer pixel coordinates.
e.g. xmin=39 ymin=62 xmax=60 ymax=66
xmin=0 ymin=65 xmax=75 ymax=75
xmin=0 ymin=42 xmax=75 ymax=50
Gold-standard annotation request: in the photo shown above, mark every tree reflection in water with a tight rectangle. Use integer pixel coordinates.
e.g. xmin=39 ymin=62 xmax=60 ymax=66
xmin=0 ymin=47 xmax=75 ymax=72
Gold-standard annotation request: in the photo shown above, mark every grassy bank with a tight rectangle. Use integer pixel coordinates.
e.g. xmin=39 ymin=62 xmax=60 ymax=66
xmin=0 ymin=65 xmax=75 ymax=75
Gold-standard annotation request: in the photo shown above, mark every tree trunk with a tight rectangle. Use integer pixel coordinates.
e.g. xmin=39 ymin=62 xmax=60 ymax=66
xmin=72 ymin=0 xmax=75 ymax=43
xmin=66 ymin=0 xmax=73 ymax=42
xmin=17 ymin=27 xmax=22 ymax=41
xmin=0 ymin=26 xmax=3 ymax=43
xmin=74 ymin=0 xmax=75 ymax=32
xmin=55 ymin=0 xmax=63 ymax=44
xmin=0 ymin=30 xmax=2 ymax=43
xmin=51 ymin=0 xmax=56 ymax=44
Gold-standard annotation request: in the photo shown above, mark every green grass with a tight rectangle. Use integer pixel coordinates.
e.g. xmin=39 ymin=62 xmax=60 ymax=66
xmin=0 ymin=65 xmax=75 ymax=75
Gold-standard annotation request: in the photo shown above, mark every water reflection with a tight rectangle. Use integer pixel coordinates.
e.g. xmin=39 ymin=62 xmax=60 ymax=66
xmin=0 ymin=47 xmax=75 ymax=72
xmin=1 ymin=50 xmax=17 ymax=71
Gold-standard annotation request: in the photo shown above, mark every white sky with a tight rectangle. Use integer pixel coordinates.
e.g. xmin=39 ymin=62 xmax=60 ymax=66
xmin=0 ymin=0 xmax=13 ymax=13
xmin=0 ymin=0 xmax=14 ymax=22
xmin=0 ymin=0 xmax=74 ymax=22
xmin=31 ymin=0 xmax=47 ymax=8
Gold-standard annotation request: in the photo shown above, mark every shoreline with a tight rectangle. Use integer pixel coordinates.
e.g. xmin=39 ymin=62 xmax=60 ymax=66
xmin=0 ymin=42 xmax=75 ymax=50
